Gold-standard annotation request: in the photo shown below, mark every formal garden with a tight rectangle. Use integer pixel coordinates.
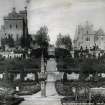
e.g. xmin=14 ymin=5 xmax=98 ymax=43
xmin=0 ymin=26 xmax=105 ymax=105
xmin=54 ymin=46 xmax=105 ymax=104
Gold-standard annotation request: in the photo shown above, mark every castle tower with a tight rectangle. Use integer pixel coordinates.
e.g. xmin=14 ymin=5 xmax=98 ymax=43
xmin=0 ymin=2 xmax=29 ymax=48
xmin=73 ymin=21 xmax=98 ymax=50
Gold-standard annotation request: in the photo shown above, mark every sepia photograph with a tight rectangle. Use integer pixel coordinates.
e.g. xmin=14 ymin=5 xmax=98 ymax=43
xmin=0 ymin=0 xmax=105 ymax=105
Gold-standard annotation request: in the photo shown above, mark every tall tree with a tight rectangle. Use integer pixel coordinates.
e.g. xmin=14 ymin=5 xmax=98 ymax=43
xmin=34 ymin=26 xmax=50 ymax=59
xmin=56 ymin=33 xmax=72 ymax=51
xmin=34 ymin=26 xmax=50 ymax=49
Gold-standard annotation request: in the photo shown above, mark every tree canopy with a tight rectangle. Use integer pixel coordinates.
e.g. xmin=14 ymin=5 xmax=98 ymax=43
xmin=56 ymin=33 xmax=72 ymax=51
xmin=34 ymin=26 xmax=50 ymax=49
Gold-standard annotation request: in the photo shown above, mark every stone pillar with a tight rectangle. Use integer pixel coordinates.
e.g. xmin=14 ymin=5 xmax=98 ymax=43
xmin=40 ymin=54 xmax=46 ymax=97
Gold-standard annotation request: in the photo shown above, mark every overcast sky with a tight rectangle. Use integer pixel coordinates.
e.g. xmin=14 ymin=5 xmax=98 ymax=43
xmin=0 ymin=0 xmax=105 ymax=44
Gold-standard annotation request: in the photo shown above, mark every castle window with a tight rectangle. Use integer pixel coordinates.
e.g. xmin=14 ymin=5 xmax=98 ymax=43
xmin=5 ymin=33 xmax=6 ymax=36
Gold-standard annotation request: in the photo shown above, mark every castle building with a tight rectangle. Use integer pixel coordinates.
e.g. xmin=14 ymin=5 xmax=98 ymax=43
xmin=0 ymin=7 xmax=29 ymax=48
xmin=74 ymin=22 xmax=105 ymax=50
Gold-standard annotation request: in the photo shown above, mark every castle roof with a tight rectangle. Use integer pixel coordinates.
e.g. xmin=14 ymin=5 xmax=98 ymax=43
xmin=3 ymin=8 xmax=26 ymax=20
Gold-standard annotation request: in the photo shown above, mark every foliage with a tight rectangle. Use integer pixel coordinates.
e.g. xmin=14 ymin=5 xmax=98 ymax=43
xmin=30 ymin=48 xmax=48 ymax=59
xmin=20 ymin=34 xmax=31 ymax=48
xmin=0 ymin=58 xmax=41 ymax=72
xmin=80 ymin=59 xmax=95 ymax=74
xmin=80 ymin=58 xmax=105 ymax=80
xmin=55 ymin=48 xmax=77 ymax=73
xmin=55 ymin=48 xmax=71 ymax=58
xmin=1 ymin=35 xmax=14 ymax=48
xmin=91 ymin=94 xmax=105 ymax=103
xmin=63 ymin=56 xmax=75 ymax=67
xmin=34 ymin=26 xmax=50 ymax=49
xmin=80 ymin=58 xmax=105 ymax=74
xmin=56 ymin=33 xmax=72 ymax=51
